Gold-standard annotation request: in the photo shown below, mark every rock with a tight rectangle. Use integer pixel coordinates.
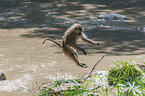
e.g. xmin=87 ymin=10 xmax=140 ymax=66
xmin=0 ymin=70 xmax=6 ymax=81
xmin=98 ymin=13 xmax=128 ymax=20
xmin=137 ymin=25 xmax=145 ymax=32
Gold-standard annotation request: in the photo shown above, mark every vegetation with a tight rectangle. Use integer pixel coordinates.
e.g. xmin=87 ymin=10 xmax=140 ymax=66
xmin=35 ymin=60 xmax=145 ymax=96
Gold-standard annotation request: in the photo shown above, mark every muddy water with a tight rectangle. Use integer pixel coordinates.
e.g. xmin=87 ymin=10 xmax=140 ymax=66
xmin=0 ymin=0 xmax=145 ymax=96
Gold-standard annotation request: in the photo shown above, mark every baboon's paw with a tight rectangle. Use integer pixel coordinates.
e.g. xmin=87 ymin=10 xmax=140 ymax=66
xmin=80 ymin=63 xmax=88 ymax=68
xmin=96 ymin=42 xmax=100 ymax=45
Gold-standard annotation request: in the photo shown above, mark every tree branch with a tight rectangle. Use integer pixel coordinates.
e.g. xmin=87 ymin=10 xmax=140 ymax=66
xmin=81 ymin=56 xmax=104 ymax=84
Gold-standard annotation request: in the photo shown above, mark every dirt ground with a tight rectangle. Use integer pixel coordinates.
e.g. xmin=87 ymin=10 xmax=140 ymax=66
xmin=0 ymin=0 xmax=145 ymax=95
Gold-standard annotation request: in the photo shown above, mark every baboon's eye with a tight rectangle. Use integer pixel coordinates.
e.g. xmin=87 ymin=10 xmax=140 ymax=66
xmin=78 ymin=32 xmax=82 ymax=35
xmin=78 ymin=26 xmax=83 ymax=31
xmin=74 ymin=27 xmax=78 ymax=30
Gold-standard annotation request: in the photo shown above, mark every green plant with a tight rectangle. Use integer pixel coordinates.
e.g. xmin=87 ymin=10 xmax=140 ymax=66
xmin=36 ymin=75 xmax=100 ymax=96
xmin=117 ymin=81 xmax=144 ymax=96
xmin=35 ymin=59 xmax=145 ymax=96
xmin=108 ymin=60 xmax=143 ymax=86
xmin=107 ymin=60 xmax=145 ymax=95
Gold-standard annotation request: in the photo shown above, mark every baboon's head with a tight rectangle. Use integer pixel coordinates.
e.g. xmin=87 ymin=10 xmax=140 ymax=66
xmin=65 ymin=24 xmax=84 ymax=35
xmin=74 ymin=24 xmax=84 ymax=33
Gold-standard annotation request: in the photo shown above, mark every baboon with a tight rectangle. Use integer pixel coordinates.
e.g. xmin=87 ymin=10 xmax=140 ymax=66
xmin=43 ymin=24 xmax=99 ymax=68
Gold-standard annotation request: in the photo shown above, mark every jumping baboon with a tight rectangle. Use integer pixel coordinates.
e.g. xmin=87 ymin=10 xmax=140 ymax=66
xmin=43 ymin=24 xmax=99 ymax=68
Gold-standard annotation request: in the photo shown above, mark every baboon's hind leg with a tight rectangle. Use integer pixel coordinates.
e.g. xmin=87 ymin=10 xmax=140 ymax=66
xmin=63 ymin=48 xmax=88 ymax=68
xmin=71 ymin=44 xmax=87 ymax=55
xmin=70 ymin=48 xmax=78 ymax=58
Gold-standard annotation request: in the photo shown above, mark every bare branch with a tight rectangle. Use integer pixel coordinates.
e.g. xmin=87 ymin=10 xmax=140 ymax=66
xmin=81 ymin=56 xmax=104 ymax=84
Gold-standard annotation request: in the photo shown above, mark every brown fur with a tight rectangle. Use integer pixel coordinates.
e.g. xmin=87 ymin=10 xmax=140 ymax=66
xmin=43 ymin=24 xmax=99 ymax=68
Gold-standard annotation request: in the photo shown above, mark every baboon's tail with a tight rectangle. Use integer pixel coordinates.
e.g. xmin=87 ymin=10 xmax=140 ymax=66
xmin=42 ymin=38 xmax=61 ymax=48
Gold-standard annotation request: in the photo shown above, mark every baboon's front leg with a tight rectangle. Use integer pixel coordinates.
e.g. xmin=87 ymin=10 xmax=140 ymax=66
xmin=81 ymin=32 xmax=100 ymax=45
xmin=63 ymin=47 xmax=88 ymax=68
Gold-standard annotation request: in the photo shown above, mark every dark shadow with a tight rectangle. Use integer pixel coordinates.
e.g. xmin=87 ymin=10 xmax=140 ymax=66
xmin=0 ymin=0 xmax=145 ymax=55
xmin=0 ymin=0 xmax=144 ymax=29
xmin=86 ymin=28 xmax=145 ymax=55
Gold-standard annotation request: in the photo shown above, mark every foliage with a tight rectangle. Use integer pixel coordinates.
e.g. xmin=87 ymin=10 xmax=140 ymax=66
xmin=35 ymin=77 xmax=100 ymax=96
xmin=107 ymin=60 xmax=145 ymax=96
xmin=108 ymin=60 xmax=143 ymax=86
xmin=35 ymin=60 xmax=145 ymax=96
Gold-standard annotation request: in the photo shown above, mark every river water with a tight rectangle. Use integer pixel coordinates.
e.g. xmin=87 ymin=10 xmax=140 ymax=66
xmin=0 ymin=0 xmax=145 ymax=96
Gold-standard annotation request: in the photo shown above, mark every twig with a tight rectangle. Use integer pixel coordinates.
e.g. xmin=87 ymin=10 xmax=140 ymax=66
xmin=36 ymin=82 xmax=51 ymax=91
xmin=81 ymin=56 xmax=104 ymax=84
